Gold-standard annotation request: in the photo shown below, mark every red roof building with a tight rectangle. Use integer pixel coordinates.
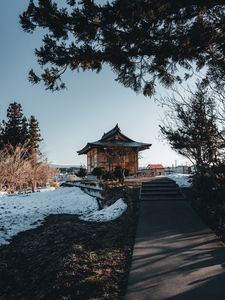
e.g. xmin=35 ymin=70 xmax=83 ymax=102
xmin=138 ymin=164 xmax=165 ymax=177
xmin=147 ymin=164 xmax=164 ymax=170
xmin=147 ymin=164 xmax=165 ymax=176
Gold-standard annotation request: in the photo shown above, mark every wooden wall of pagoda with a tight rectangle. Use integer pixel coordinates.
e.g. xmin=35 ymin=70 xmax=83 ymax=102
xmin=87 ymin=148 xmax=138 ymax=174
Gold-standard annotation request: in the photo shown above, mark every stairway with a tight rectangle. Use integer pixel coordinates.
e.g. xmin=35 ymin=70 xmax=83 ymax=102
xmin=140 ymin=178 xmax=185 ymax=201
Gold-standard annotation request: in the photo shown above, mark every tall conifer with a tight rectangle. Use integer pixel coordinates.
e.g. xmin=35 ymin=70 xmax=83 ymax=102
xmin=27 ymin=115 xmax=43 ymax=154
xmin=2 ymin=102 xmax=28 ymax=147
xmin=0 ymin=122 xmax=3 ymax=149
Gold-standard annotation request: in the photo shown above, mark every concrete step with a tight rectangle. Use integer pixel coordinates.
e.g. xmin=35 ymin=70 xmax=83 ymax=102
xmin=142 ymin=186 xmax=179 ymax=190
xmin=142 ymin=188 xmax=180 ymax=192
xmin=143 ymin=178 xmax=174 ymax=181
xmin=141 ymin=196 xmax=186 ymax=201
xmin=141 ymin=187 xmax=179 ymax=191
xmin=141 ymin=191 xmax=180 ymax=196
xmin=141 ymin=190 xmax=180 ymax=194
xmin=140 ymin=178 xmax=185 ymax=201
xmin=142 ymin=182 xmax=178 ymax=187
xmin=142 ymin=186 xmax=178 ymax=191
xmin=143 ymin=180 xmax=176 ymax=184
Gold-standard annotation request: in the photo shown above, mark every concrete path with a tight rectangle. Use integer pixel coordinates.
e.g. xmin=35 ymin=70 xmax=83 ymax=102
xmin=126 ymin=181 xmax=225 ymax=300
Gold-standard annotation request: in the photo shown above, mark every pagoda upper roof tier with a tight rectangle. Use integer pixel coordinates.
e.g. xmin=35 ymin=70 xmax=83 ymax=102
xmin=77 ymin=124 xmax=151 ymax=155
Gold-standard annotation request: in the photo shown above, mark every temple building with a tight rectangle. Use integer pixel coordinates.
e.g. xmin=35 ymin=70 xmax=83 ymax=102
xmin=77 ymin=124 xmax=151 ymax=176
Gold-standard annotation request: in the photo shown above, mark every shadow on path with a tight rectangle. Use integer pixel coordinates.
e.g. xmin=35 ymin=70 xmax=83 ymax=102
xmin=126 ymin=200 xmax=225 ymax=300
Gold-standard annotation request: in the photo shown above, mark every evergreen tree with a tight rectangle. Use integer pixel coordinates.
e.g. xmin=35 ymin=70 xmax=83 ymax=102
xmin=0 ymin=132 xmax=3 ymax=150
xmin=2 ymin=102 xmax=28 ymax=147
xmin=0 ymin=122 xmax=3 ymax=149
xmin=20 ymin=1 xmax=224 ymax=95
xmin=21 ymin=116 xmax=29 ymax=145
xmin=92 ymin=167 xmax=104 ymax=179
xmin=160 ymin=87 xmax=223 ymax=168
xmin=27 ymin=115 xmax=43 ymax=154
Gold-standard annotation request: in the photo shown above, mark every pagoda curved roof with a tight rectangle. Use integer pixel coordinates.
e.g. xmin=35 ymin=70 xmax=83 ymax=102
xmin=78 ymin=124 xmax=151 ymax=155
xmin=100 ymin=124 xmax=134 ymax=142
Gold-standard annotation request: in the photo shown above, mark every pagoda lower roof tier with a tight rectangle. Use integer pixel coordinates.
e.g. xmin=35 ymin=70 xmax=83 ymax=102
xmin=78 ymin=141 xmax=151 ymax=155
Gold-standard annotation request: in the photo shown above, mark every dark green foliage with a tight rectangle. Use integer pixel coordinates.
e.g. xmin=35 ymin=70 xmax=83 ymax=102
xmin=124 ymin=168 xmax=130 ymax=177
xmin=1 ymin=102 xmax=28 ymax=147
xmin=91 ymin=167 xmax=105 ymax=179
xmin=192 ymin=164 xmax=225 ymax=205
xmin=114 ymin=165 xmax=124 ymax=180
xmin=0 ymin=123 xmax=4 ymax=149
xmin=102 ymin=171 xmax=115 ymax=181
xmin=160 ymin=87 xmax=223 ymax=168
xmin=20 ymin=1 xmax=225 ymax=95
xmin=0 ymin=102 xmax=43 ymax=154
xmin=27 ymin=115 xmax=43 ymax=154
xmin=77 ymin=166 xmax=87 ymax=178
xmin=114 ymin=166 xmax=129 ymax=184
xmin=101 ymin=166 xmax=129 ymax=182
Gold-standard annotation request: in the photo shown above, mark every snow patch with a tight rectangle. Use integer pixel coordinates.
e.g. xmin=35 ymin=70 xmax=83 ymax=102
xmin=39 ymin=187 xmax=56 ymax=192
xmin=0 ymin=187 xmax=99 ymax=245
xmin=80 ymin=198 xmax=127 ymax=222
xmin=157 ymin=174 xmax=192 ymax=187
xmin=83 ymin=189 xmax=103 ymax=199
xmin=74 ymin=182 xmax=103 ymax=190
xmin=0 ymin=191 xmax=7 ymax=197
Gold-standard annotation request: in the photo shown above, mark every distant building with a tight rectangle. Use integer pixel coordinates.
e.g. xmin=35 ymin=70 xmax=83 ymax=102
xmin=174 ymin=165 xmax=192 ymax=174
xmin=138 ymin=164 xmax=165 ymax=177
xmin=165 ymin=165 xmax=193 ymax=175
xmin=57 ymin=166 xmax=81 ymax=174
xmin=164 ymin=167 xmax=175 ymax=175
xmin=77 ymin=124 xmax=151 ymax=175
xmin=147 ymin=164 xmax=165 ymax=176
xmin=56 ymin=165 xmax=82 ymax=182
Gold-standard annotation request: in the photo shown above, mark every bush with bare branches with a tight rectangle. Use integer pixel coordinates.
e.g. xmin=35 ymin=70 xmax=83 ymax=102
xmin=0 ymin=145 xmax=58 ymax=193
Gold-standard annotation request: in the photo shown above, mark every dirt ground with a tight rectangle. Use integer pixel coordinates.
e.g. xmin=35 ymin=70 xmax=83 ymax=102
xmin=0 ymin=188 xmax=139 ymax=300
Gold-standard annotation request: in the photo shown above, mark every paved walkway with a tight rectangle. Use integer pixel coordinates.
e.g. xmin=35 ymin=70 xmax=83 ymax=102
xmin=126 ymin=182 xmax=225 ymax=299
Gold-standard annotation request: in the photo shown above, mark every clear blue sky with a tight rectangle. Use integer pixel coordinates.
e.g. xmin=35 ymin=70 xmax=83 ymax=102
xmin=0 ymin=0 xmax=188 ymax=167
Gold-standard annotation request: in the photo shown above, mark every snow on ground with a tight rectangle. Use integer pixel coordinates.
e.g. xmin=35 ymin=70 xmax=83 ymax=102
xmin=82 ymin=189 xmax=104 ymax=199
xmin=0 ymin=191 xmax=7 ymax=197
xmin=0 ymin=187 xmax=128 ymax=245
xmin=74 ymin=182 xmax=103 ymax=190
xmin=0 ymin=187 xmax=98 ymax=245
xmin=157 ymin=173 xmax=192 ymax=187
xmin=167 ymin=174 xmax=192 ymax=187
xmin=39 ymin=187 xmax=56 ymax=192
xmin=80 ymin=199 xmax=128 ymax=222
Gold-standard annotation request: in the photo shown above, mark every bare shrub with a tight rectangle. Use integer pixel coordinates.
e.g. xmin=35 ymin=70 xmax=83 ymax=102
xmin=0 ymin=145 xmax=58 ymax=193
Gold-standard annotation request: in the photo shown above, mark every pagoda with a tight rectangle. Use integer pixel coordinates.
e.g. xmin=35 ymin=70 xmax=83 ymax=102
xmin=77 ymin=124 xmax=151 ymax=176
